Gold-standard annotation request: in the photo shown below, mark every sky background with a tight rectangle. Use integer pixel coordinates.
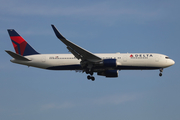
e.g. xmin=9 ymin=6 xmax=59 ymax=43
xmin=0 ymin=0 xmax=180 ymax=120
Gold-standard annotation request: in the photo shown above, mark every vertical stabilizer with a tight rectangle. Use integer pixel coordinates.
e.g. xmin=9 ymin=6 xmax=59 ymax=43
xmin=7 ymin=29 xmax=39 ymax=56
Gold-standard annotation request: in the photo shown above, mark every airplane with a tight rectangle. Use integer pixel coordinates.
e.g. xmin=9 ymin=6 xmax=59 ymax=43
xmin=5 ymin=25 xmax=175 ymax=81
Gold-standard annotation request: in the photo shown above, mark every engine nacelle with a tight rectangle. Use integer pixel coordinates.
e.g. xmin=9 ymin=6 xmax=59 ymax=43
xmin=97 ymin=70 xmax=118 ymax=77
xmin=102 ymin=59 xmax=117 ymax=68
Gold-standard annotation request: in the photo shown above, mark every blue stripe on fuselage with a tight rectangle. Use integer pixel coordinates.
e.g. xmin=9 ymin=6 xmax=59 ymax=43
xmin=46 ymin=65 xmax=160 ymax=70
xmin=47 ymin=65 xmax=82 ymax=70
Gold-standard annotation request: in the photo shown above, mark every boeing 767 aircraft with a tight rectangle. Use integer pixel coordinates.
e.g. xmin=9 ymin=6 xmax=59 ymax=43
xmin=6 ymin=25 xmax=175 ymax=81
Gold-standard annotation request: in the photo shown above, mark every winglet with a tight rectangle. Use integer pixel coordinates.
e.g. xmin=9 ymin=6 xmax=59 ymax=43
xmin=5 ymin=50 xmax=31 ymax=61
xmin=51 ymin=25 xmax=66 ymax=40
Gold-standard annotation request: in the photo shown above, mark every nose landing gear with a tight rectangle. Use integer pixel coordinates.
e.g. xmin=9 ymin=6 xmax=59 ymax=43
xmin=159 ymin=68 xmax=163 ymax=77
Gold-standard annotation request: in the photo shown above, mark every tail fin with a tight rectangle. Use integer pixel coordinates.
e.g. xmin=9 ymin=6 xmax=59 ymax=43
xmin=7 ymin=29 xmax=39 ymax=56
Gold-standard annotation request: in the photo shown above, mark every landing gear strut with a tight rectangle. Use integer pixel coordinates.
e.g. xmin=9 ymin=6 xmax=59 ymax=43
xmin=82 ymin=62 xmax=95 ymax=81
xmin=159 ymin=68 xmax=163 ymax=77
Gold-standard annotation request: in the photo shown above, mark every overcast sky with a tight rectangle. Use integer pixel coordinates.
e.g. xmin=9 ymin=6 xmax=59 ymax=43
xmin=0 ymin=0 xmax=180 ymax=120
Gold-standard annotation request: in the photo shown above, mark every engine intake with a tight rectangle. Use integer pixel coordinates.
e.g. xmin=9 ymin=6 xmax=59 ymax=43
xmin=98 ymin=59 xmax=118 ymax=68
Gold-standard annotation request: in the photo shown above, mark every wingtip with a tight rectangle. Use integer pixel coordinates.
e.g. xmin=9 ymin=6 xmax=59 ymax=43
xmin=5 ymin=50 xmax=9 ymax=53
xmin=51 ymin=24 xmax=55 ymax=27
xmin=51 ymin=24 xmax=66 ymax=39
xmin=51 ymin=24 xmax=57 ymax=33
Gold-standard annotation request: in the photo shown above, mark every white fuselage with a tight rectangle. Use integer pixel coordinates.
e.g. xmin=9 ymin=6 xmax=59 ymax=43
xmin=10 ymin=53 xmax=175 ymax=71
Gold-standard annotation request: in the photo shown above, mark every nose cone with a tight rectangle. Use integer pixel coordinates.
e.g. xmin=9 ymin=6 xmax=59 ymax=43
xmin=171 ymin=59 xmax=175 ymax=65
xmin=169 ymin=59 xmax=175 ymax=66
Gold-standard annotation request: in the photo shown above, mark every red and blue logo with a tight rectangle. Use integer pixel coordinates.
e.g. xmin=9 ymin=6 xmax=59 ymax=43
xmin=8 ymin=29 xmax=39 ymax=56
xmin=11 ymin=36 xmax=27 ymax=56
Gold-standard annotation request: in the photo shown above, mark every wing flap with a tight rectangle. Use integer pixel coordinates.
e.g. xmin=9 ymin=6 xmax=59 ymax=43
xmin=51 ymin=25 xmax=102 ymax=62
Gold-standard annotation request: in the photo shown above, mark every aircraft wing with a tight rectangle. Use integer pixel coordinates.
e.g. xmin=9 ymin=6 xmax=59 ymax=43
xmin=51 ymin=25 xmax=102 ymax=62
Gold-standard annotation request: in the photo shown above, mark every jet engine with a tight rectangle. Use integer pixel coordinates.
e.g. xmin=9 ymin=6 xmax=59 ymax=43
xmin=97 ymin=59 xmax=120 ymax=68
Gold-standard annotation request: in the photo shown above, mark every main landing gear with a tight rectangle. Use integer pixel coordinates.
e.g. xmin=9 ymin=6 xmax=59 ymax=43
xmin=159 ymin=68 xmax=163 ymax=77
xmin=86 ymin=69 xmax=95 ymax=81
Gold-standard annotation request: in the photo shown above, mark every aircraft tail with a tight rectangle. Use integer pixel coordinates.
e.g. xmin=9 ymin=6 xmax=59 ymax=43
xmin=7 ymin=29 xmax=39 ymax=56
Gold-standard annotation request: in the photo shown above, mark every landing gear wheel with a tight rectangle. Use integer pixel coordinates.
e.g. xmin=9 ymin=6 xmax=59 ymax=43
xmin=87 ymin=75 xmax=95 ymax=81
xmin=159 ymin=73 xmax=162 ymax=77
xmin=87 ymin=75 xmax=91 ymax=80
xmin=91 ymin=77 xmax=95 ymax=81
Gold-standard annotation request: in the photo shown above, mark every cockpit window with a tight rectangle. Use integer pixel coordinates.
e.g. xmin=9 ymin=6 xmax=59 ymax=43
xmin=165 ymin=57 xmax=170 ymax=59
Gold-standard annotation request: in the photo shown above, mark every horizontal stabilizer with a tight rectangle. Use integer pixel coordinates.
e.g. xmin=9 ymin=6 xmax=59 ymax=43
xmin=5 ymin=50 xmax=31 ymax=61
